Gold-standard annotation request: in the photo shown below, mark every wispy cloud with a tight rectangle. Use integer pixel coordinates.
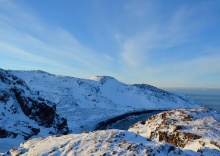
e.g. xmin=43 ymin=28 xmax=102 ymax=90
xmin=0 ymin=0 xmax=114 ymax=77
xmin=0 ymin=42 xmax=61 ymax=65
xmin=119 ymin=4 xmax=202 ymax=69
xmin=0 ymin=0 xmax=219 ymax=87
xmin=115 ymin=1 xmax=220 ymax=87
xmin=173 ymin=53 xmax=220 ymax=75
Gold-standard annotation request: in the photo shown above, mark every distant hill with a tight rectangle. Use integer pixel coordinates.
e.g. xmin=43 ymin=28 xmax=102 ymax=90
xmin=11 ymin=69 xmax=201 ymax=133
xmin=0 ymin=68 xmax=201 ymax=153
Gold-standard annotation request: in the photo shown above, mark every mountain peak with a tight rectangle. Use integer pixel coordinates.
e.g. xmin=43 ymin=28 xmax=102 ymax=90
xmin=88 ymin=76 xmax=117 ymax=82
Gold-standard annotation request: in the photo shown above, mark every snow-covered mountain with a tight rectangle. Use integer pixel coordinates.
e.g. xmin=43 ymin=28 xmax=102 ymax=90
xmin=129 ymin=108 xmax=220 ymax=152
xmin=11 ymin=70 xmax=201 ymax=133
xmin=0 ymin=69 xmax=69 ymax=152
xmin=6 ymin=129 xmax=220 ymax=156
xmin=1 ymin=68 xmax=220 ymax=155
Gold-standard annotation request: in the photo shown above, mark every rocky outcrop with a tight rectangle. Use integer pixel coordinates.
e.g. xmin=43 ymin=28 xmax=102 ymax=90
xmin=6 ymin=130 xmax=216 ymax=156
xmin=129 ymin=108 xmax=220 ymax=151
xmin=0 ymin=69 xmax=69 ymax=142
xmin=0 ymin=128 xmax=18 ymax=138
xmin=157 ymin=130 xmax=202 ymax=148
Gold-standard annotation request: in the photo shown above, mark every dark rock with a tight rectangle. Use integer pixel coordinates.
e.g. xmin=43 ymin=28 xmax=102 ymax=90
xmin=0 ymin=128 xmax=18 ymax=138
xmin=168 ymin=146 xmax=176 ymax=153
xmin=0 ymin=69 xmax=69 ymax=140
xmin=210 ymin=140 xmax=220 ymax=149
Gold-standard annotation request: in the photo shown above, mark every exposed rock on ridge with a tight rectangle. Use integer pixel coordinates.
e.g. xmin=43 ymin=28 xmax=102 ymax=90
xmin=0 ymin=69 xmax=69 ymax=141
xmin=129 ymin=108 xmax=220 ymax=151
xmin=6 ymin=129 xmax=219 ymax=156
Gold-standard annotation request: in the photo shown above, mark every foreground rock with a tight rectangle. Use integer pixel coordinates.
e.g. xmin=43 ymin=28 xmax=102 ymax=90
xmin=5 ymin=129 xmax=220 ymax=156
xmin=129 ymin=108 xmax=220 ymax=152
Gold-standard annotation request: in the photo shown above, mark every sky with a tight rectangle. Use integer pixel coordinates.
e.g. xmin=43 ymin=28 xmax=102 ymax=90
xmin=0 ymin=0 xmax=220 ymax=88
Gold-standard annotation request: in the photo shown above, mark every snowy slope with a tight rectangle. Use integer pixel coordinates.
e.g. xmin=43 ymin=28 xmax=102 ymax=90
xmin=11 ymin=70 xmax=201 ymax=133
xmin=6 ymin=129 xmax=220 ymax=156
xmin=2 ymin=69 xmax=219 ymax=155
xmin=0 ymin=69 xmax=68 ymax=152
xmin=129 ymin=108 xmax=220 ymax=152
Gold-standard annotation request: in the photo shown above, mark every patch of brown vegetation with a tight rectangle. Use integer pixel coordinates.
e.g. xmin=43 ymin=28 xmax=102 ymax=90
xmin=157 ymin=131 xmax=202 ymax=148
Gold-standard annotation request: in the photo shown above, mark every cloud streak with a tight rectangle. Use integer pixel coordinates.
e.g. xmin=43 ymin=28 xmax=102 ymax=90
xmin=114 ymin=1 xmax=220 ymax=87
xmin=119 ymin=4 xmax=202 ymax=69
xmin=0 ymin=0 xmax=219 ymax=88
xmin=0 ymin=0 xmax=114 ymax=77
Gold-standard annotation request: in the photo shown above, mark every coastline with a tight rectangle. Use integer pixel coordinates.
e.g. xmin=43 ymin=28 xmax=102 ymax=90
xmin=95 ymin=110 xmax=164 ymax=130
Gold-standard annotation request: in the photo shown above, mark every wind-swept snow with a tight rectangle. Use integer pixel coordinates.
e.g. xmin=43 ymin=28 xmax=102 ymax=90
xmin=6 ymin=129 xmax=218 ymax=156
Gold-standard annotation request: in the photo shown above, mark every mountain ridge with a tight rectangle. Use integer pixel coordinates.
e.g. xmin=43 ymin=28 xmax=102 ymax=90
xmin=11 ymin=69 xmax=201 ymax=133
xmin=0 ymin=68 xmax=202 ymax=153
xmin=0 ymin=69 xmax=69 ymax=152
xmin=7 ymin=129 xmax=220 ymax=156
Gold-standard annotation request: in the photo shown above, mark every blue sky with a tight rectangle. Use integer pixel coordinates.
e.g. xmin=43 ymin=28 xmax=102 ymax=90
xmin=0 ymin=0 xmax=220 ymax=88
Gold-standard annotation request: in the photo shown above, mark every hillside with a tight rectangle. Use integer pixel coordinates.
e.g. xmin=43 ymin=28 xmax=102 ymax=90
xmin=6 ymin=129 xmax=220 ymax=156
xmin=129 ymin=108 xmax=220 ymax=152
xmin=11 ymin=70 xmax=201 ymax=133
xmin=0 ymin=68 xmax=204 ymax=153
xmin=0 ymin=69 xmax=68 ymax=152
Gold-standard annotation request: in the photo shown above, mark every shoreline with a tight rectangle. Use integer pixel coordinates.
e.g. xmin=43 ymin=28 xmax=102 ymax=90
xmin=94 ymin=109 xmax=165 ymax=130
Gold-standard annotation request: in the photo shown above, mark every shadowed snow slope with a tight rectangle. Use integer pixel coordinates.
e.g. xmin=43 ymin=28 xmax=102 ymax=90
xmin=6 ymin=129 xmax=220 ymax=156
xmin=11 ymin=70 xmax=201 ymax=133
xmin=129 ymin=108 xmax=220 ymax=152
xmin=0 ymin=69 xmax=69 ymax=152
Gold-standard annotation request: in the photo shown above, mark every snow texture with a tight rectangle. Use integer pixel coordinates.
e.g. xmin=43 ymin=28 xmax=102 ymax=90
xmin=6 ymin=129 xmax=219 ymax=156
xmin=11 ymin=70 xmax=201 ymax=133
xmin=1 ymin=69 xmax=219 ymax=155
xmin=0 ymin=69 xmax=68 ymax=152
xmin=129 ymin=108 xmax=220 ymax=152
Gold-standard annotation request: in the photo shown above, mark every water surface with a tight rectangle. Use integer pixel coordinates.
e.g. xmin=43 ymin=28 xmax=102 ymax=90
xmin=164 ymin=88 xmax=220 ymax=113
xmin=187 ymin=94 xmax=220 ymax=113
xmin=103 ymin=111 xmax=162 ymax=130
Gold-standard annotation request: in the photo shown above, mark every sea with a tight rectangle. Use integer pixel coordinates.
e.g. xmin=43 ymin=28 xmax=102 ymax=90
xmin=164 ymin=88 xmax=220 ymax=113
xmin=186 ymin=94 xmax=220 ymax=113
